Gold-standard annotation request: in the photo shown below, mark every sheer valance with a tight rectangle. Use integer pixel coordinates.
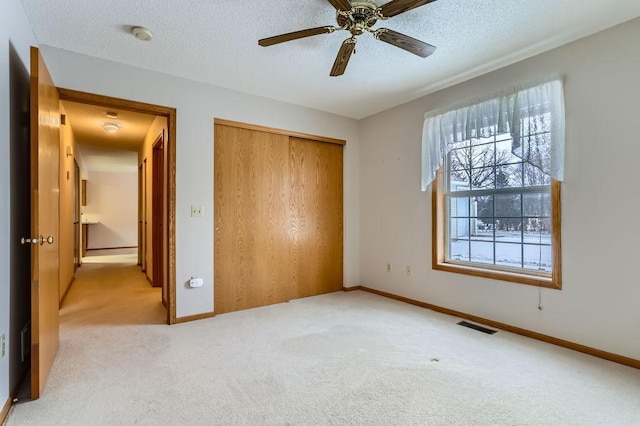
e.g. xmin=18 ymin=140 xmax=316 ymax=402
xmin=421 ymin=77 xmax=565 ymax=191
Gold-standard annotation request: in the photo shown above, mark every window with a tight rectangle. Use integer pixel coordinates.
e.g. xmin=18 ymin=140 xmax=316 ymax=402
xmin=423 ymin=78 xmax=564 ymax=288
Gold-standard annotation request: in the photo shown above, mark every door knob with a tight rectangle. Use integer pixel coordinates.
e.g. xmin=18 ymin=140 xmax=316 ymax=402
xmin=40 ymin=236 xmax=54 ymax=245
xmin=21 ymin=237 xmax=38 ymax=245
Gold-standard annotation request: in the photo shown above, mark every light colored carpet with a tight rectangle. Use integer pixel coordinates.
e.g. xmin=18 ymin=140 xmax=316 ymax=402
xmin=6 ymin=259 xmax=640 ymax=425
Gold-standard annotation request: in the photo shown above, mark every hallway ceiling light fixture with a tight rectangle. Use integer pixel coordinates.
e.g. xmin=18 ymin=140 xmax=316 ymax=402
xmin=106 ymin=111 xmax=119 ymax=119
xmin=132 ymin=26 xmax=153 ymax=42
xmin=102 ymin=122 xmax=121 ymax=133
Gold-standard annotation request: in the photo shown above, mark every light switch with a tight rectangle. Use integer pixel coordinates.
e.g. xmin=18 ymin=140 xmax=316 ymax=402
xmin=191 ymin=205 xmax=204 ymax=217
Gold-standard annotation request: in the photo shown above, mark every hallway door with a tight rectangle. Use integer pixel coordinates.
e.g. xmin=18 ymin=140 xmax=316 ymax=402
xmin=152 ymin=136 xmax=164 ymax=289
xmin=73 ymin=160 xmax=81 ymax=270
xmin=29 ymin=47 xmax=61 ymax=399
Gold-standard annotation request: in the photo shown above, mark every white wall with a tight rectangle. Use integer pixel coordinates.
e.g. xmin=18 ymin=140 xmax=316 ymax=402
xmin=83 ymin=170 xmax=138 ymax=249
xmin=0 ymin=0 xmax=37 ymax=408
xmin=359 ymin=18 xmax=640 ymax=360
xmin=40 ymin=46 xmax=361 ymax=318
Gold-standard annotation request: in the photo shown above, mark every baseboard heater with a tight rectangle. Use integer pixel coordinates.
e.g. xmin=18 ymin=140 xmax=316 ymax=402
xmin=457 ymin=320 xmax=497 ymax=335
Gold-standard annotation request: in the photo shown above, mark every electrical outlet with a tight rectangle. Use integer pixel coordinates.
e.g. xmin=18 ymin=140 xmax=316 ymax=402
xmin=0 ymin=334 xmax=5 ymax=358
xmin=386 ymin=263 xmax=392 ymax=273
xmin=406 ymin=265 xmax=412 ymax=276
xmin=190 ymin=205 xmax=204 ymax=217
xmin=189 ymin=277 xmax=204 ymax=288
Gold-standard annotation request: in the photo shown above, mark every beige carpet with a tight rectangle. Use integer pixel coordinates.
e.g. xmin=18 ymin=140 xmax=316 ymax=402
xmin=6 ymin=259 xmax=640 ymax=425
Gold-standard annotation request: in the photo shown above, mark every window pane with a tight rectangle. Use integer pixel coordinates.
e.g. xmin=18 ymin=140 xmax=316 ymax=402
xmin=449 ymin=174 xmax=471 ymax=192
xmin=448 ymin=197 xmax=470 ymax=218
xmin=523 ymin=221 xmax=551 ymax=244
xmin=496 ymin=242 xmax=522 ymax=268
xmin=449 ymin=238 xmax=469 ymax=262
xmin=471 ymin=143 xmax=494 ymax=168
xmin=470 ymin=167 xmax=495 ymax=191
xmin=470 ymin=241 xmax=493 ymax=265
xmin=523 ymin=244 xmax=552 ymax=272
xmin=448 ymin=148 xmax=471 ymax=174
xmin=495 ymin=164 xmax=522 ymax=188
xmin=495 ymin=193 xmax=521 ymax=218
xmin=495 ymin=139 xmax=521 ymax=165
xmin=495 ymin=219 xmax=522 ymax=242
xmin=474 ymin=195 xmax=494 ymax=220
xmin=470 ymin=133 xmax=495 ymax=146
xmin=522 ymin=113 xmax=551 ymax=134
xmin=495 ymin=133 xmax=512 ymax=142
xmin=449 ymin=217 xmax=471 ymax=240
xmin=523 ymin=193 xmax=551 ymax=217
xmin=450 ymin=139 xmax=470 ymax=150
xmin=523 ymin=163 xmax=551 ymax=187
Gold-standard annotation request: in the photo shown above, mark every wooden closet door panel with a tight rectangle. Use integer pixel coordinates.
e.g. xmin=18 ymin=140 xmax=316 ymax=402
xmin=289 ymin=137 xmax=343 ymax=297
xmin=249 ymin=129 xmax=292 ymax=306
xmin=214 ymin=125 xmax=290 ymax=314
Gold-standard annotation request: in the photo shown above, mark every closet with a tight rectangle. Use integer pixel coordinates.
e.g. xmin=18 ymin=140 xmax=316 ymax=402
xmin=214 ymin=120 xmax=344 ymax=314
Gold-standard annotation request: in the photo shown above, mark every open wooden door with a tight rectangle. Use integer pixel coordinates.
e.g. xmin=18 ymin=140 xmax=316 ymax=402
xmin=29 ymin=47 xmax=60 ymax=399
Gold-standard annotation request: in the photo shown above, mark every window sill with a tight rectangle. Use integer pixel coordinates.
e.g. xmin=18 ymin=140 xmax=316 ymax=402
xmin=433 ymin=261 xmax=561 ymax=289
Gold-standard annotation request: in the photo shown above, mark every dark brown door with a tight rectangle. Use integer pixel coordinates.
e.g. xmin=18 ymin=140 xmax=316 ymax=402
xmin=73 ymin=160 xmax=81 ymax=270
xmin=152 ymin=136 xmax=164 ymax=288
xmin=30 ymin=46 xmax=60 ymax=399
xmin=141 ymin=159 xmax=147 ymax=272
xmin=138 ymin=163 xmax=142 ymax=267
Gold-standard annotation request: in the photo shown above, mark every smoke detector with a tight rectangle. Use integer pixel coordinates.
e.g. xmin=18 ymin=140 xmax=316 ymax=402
xmin=132 ymin=26 xmax=153 ymax=41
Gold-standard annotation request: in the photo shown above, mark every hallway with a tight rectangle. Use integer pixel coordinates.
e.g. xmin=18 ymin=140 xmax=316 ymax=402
xmin=61 ymin=249 xmax=165 ymax=326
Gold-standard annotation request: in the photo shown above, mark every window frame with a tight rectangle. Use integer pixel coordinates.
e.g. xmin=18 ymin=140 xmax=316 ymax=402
xmin=432 ymin=167 xmax=562 ymax=289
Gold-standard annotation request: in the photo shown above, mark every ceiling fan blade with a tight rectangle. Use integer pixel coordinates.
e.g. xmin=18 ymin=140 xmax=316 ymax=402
xmin=330 ymin=38 xmax=357 ymax=77
xmin=259 ymin=26 xmax=335 ymax=47
xmin=375 ymin=28 xmax=435 ymax=57
xmin=379 ymin=0 xmax=437 ymax=17
xmin=327 ymin=0 xmax=353 ymax=11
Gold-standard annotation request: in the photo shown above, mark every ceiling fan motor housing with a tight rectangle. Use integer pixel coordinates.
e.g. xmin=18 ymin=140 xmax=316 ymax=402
xmin=337 ymin=0 xmax=380 ymax=34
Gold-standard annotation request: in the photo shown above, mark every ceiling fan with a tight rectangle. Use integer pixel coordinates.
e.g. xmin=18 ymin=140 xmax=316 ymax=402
xmin=258 ymin=0 xmax=437 ymax=77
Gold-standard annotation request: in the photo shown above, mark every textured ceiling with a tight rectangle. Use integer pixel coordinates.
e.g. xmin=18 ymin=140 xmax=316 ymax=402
xmin=22 ymin=0 xmax=640 ymax=119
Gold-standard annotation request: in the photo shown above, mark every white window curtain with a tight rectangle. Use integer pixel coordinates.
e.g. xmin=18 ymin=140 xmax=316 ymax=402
xmin=421 ymin=76 xmax=565 ymax=191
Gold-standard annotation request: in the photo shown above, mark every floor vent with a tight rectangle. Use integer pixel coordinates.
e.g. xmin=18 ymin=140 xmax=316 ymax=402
xmin=457 ymin=321 xmax=497 ymax=334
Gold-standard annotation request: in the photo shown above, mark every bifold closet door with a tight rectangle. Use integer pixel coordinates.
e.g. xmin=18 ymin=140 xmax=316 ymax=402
xmin=289 ymin=137 xmax=343 ymax=297
xmin=214 ymin=125 xmax=292 ymax=314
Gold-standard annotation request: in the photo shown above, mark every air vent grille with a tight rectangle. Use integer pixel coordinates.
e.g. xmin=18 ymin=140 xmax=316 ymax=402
xmin=457 ymin=320 xmax=497 ymax=335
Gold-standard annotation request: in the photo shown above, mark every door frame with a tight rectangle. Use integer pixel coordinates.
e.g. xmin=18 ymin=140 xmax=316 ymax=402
xmin=57 ymin=88 xmax=178 ymax=325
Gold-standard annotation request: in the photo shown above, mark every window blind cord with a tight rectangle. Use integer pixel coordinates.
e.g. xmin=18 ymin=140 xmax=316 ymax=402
xmin=538 ymin=283 xmax=543 ymax=311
